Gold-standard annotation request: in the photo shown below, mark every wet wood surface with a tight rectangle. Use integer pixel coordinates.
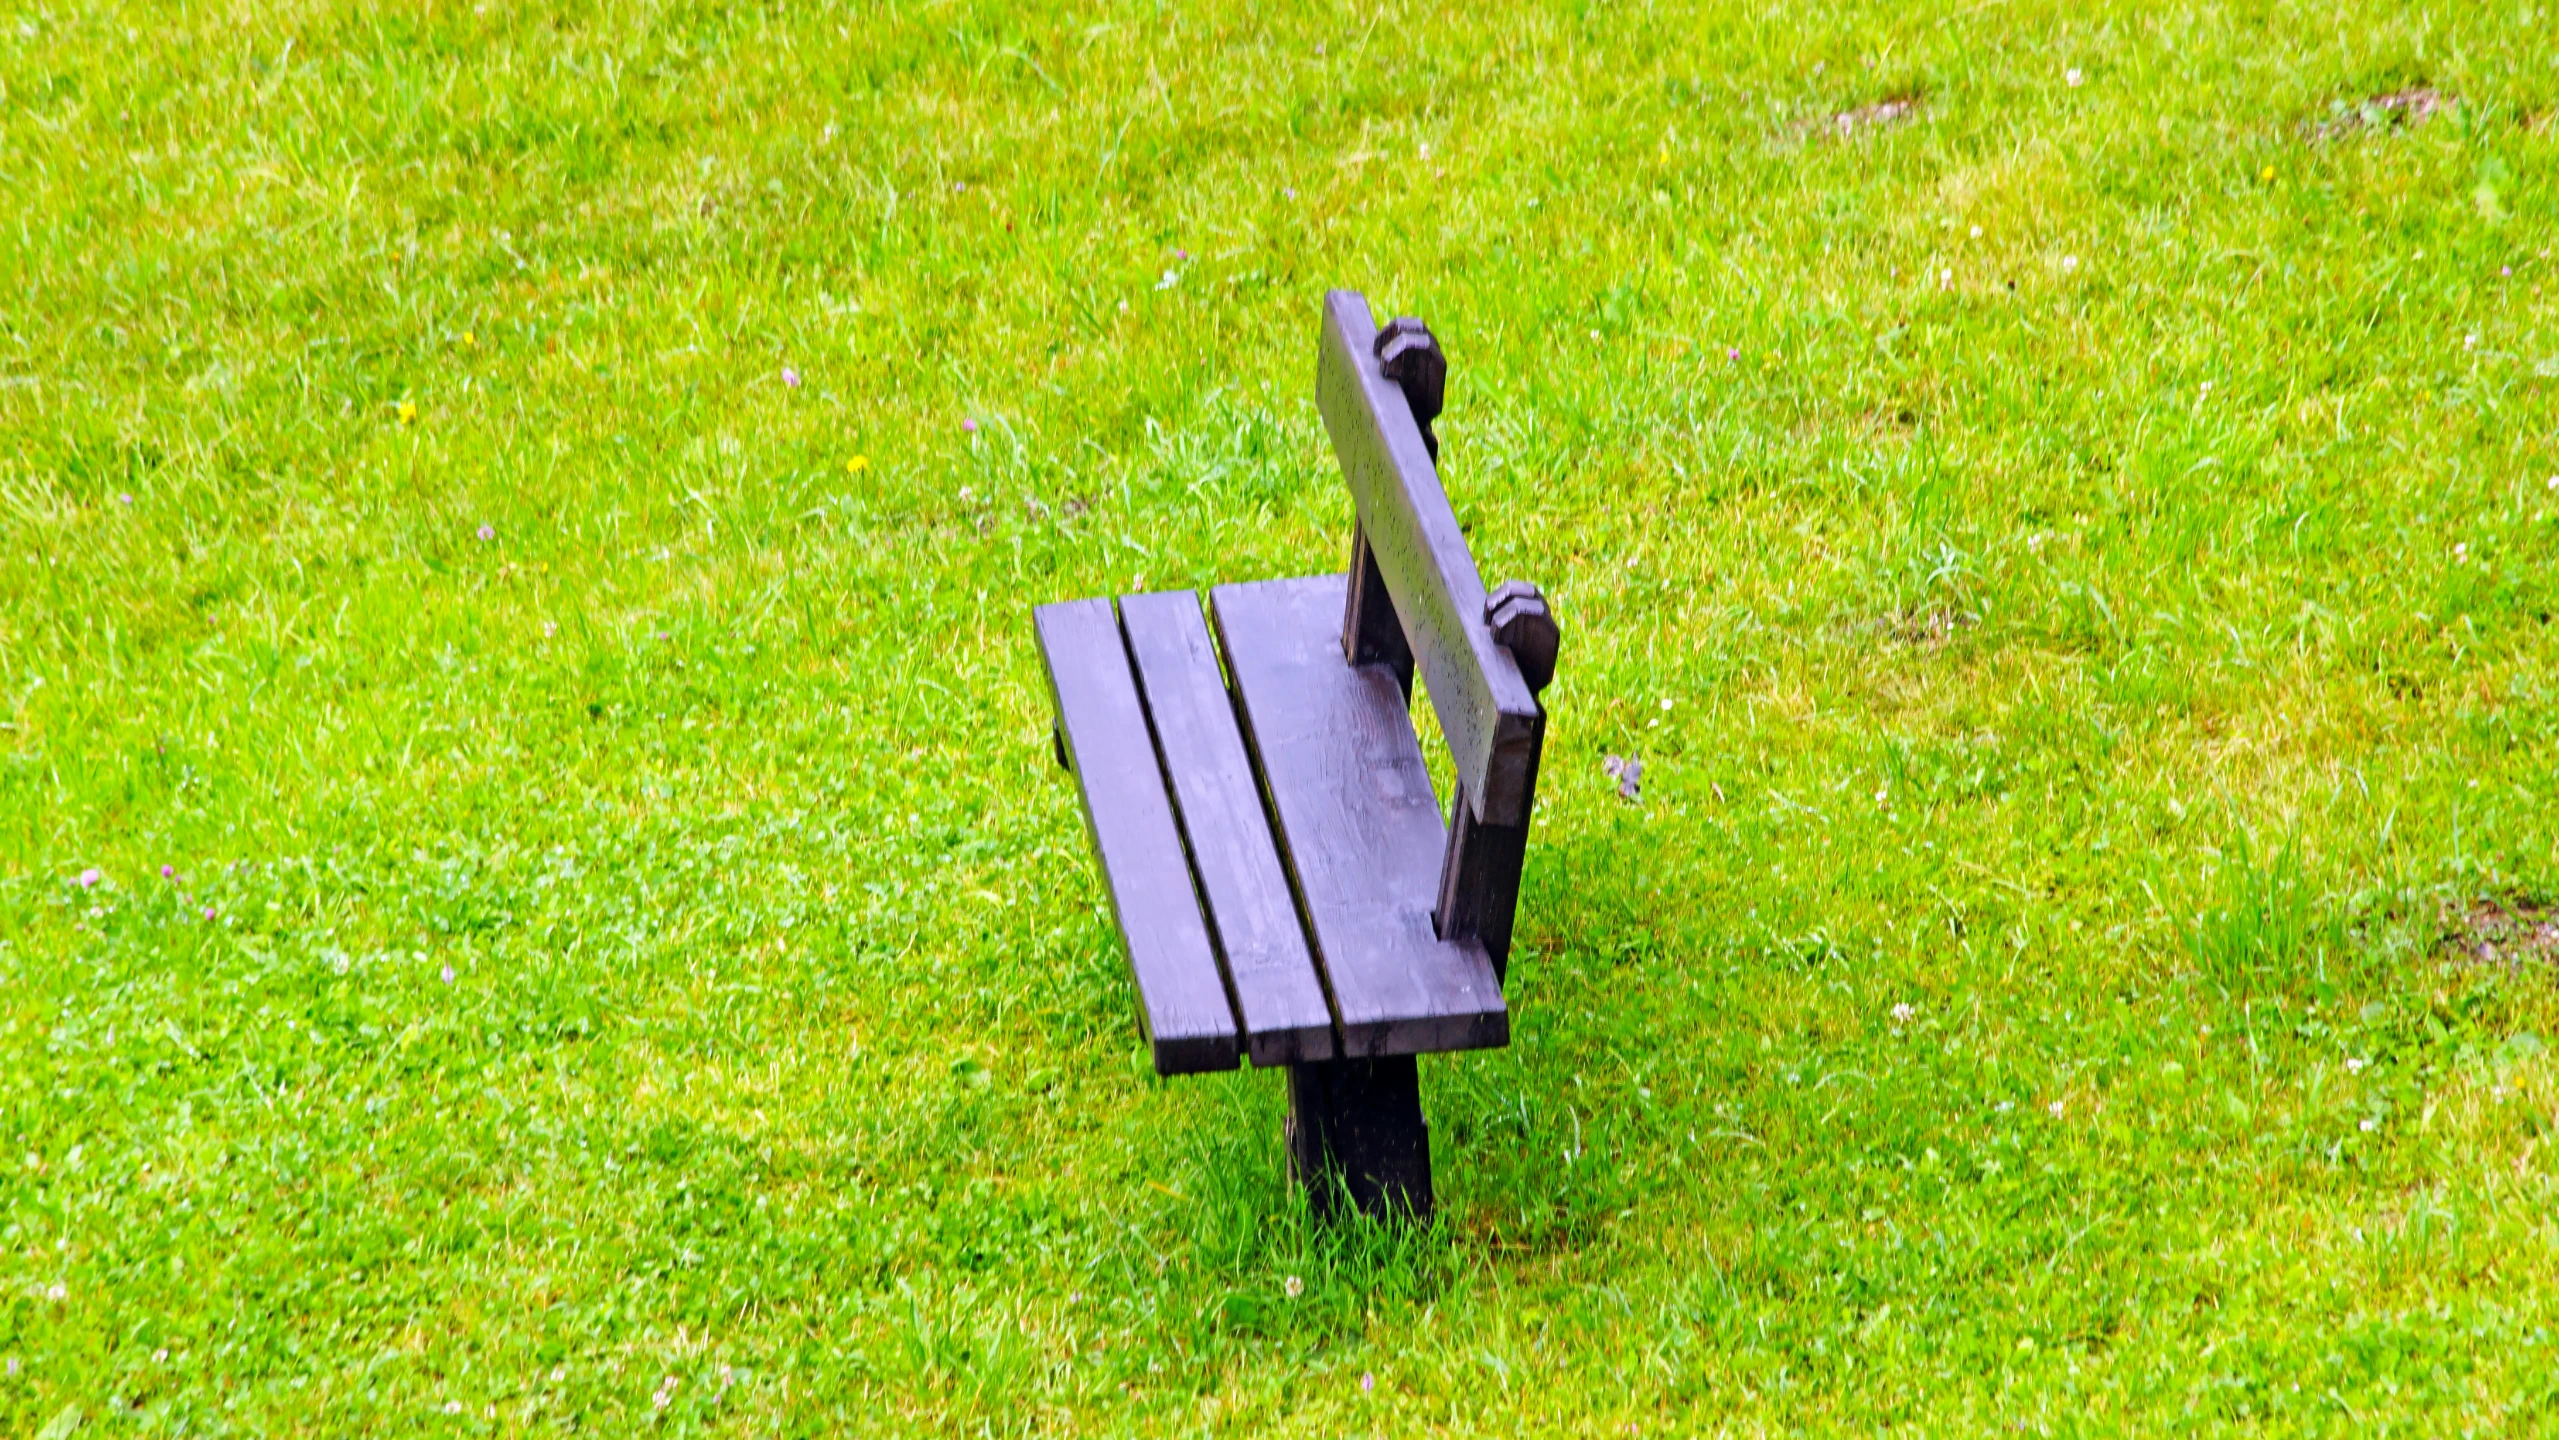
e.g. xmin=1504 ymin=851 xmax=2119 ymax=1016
xmin=1033 ymin=597 xmax=1241 ymax=1075
xmin=1118 ymin=590 xmax=1339 ymax=1068
xmin=1314 ymin=289 xmax=1543 ymax=828
xmin=1213 ymin=574 xmax=1508 ymax=1058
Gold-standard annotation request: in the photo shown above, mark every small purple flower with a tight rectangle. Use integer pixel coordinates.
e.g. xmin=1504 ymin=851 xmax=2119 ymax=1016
xmin=118 ymin=493 xmax=134 ymax=505
xmin=782 ymin=366 xmax=802 ymax=388
xmin=962 ymin=417 xmax=978 ymax=433
xmin=1175 ymin=248 xmax=1189 ymax=260
xmin=202 ymin=907 xmax=215 ymax=921
xmin=476 ymin=524 xmax=494 ymax=542
xmin=954 ymin=181 xmax=967 ymax=193
xmin=161 ymin=865 xmax=174 ymax=879
xmin=1726 ymin=347 xmax=1740 ymax=361
xmin=441 ymin=964 xmax=455 ymax=984
xmin=2504 ymin=266 xmax=2514 ymax=277
xmin=77 ymin=868 xmax=101 ymax=888
xmin=1362 ymin=1373 xmax=1375 ymax=1392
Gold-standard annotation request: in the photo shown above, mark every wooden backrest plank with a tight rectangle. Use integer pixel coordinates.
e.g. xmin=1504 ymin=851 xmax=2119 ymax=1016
xmin=1212 ymin=574 xmax=1508 ymax=1058
xmin=1315 ymin=289 xmax=1543 ymax=827
xmin=1118 ymin=591 xmax=1338 ymax=1068
xmin=1033 ymin=598 xmax=1241 ymax=1075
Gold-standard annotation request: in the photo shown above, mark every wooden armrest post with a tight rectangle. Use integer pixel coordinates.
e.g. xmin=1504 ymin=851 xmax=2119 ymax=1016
xmin=1435 ymin=787 xmax=1531 ymax=982
xmin=1437 ymin=580 xmax=1559 ymax=979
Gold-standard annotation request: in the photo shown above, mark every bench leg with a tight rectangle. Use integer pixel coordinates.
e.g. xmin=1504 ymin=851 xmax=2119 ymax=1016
xmin=1283 ymin=1055 xmax=1433 ymax=1223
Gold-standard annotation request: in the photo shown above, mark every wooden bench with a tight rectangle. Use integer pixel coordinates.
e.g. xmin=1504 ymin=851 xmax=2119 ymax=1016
xmin=1034 ymin=290 xmax=1559 ymax=1221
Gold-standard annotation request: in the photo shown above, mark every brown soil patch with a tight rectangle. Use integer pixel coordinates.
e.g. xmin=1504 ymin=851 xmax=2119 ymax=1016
xmin=2443 ymin=896 xmax=2559 ymax=966
xmin=1865 ymin=604 xmax=1975 ymax=650
xmin=2307 ymin=86 xmax=2448 ymax=142
xmin=1857 ymin=407 xmax=1920 ymax=442
xmin=1812 ymin=95 xmax=1922 ymax=142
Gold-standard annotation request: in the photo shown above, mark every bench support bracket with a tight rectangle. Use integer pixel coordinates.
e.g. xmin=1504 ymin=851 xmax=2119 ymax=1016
xmin=1436 ymin=782 xmax=1531 ymax=982
xmin=1283 ymin=1056 xmax=1433 ymax=1223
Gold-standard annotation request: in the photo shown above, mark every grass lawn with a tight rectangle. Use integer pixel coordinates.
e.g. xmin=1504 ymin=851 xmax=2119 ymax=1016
xmin=6 ymin=0 xmax=2559 ymax=1431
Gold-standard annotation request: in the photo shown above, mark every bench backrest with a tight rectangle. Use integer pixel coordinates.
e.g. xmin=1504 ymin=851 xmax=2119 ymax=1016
xmin=1316 ymin=291 xmax=1548 ymax=826
xmin=1314 ymin=290 xmax=1556 ymax=970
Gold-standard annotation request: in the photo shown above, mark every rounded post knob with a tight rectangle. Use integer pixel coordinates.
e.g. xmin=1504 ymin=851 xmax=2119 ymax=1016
xmin=1485 ymin=580 xmax=1558 ymax=694
xmin=1373 ymin=316 xmax=1446 ymax=461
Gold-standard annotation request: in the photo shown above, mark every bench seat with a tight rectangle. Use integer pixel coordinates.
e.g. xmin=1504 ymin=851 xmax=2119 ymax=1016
xmin=1212 ymin=574 xmax=1507 ymax=1058
xmin=1035 ymin=577 xmax=1508 ymax=1076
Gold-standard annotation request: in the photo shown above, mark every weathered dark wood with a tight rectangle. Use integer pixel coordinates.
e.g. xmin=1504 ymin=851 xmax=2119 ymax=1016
xmin=1434 ymin=780 xmax=1533 ymax=982
xmin=1285 ymin=1055 xmax=1432 ymax=1221
xmin=1117 ymin=590 xmax=1338 ymax=1068
xmin=1212 ymin=574 xmax=1507 ymax=1058
xmin=1374 ymin=316 xmax=1446 ymax=462
xmin=1033 ymin=598 xmax=1241 ymax=1075
xmin=1339 ymin=524 xmax=1414 ymax=698
xmin=1315 ymin=290 xmax=1545 ymax=828
xmin=1484 ymin=580 xmax=1559 ymax=696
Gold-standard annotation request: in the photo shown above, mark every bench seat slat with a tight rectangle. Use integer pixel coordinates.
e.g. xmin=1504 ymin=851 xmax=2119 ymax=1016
xmin=1033 ymin=598 xmax=1241 ymax=1075
xmin=1211 ymin=574 xmax=1508 ymax=1058
xmin=1119 ymin=592 xmax=1339 ymax=1067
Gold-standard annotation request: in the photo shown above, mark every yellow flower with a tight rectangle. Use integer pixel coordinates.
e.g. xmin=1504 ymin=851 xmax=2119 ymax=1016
xmin=397 ymin=401 xmax=418 ymax=425
xmin=2260 ymin=166 xmax=2275 ymax=183
xmin=847 ymin=455 xmax=870 ymax=473
xmin=462 ymin=330 xmax=476 ymax=347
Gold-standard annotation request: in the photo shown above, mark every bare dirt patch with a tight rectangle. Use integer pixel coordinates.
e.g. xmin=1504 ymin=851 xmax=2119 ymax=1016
xmin=1812 ymin=95 xmax=1922 ymax=142
xmin=1862 ymin=604 xmax=1975 ymax=651
xmin=2442 ymin=896 xmax=2559 ymax=966
xmin=2307 ymin=86 xmax=2448 ymax=142
xmin=1857 ymin=406 xmax=1920 ymax=443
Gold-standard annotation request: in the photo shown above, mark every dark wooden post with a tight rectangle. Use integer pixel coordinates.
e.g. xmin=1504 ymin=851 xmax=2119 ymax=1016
xmin=1284 ymin=1056 xmax=1433 ymax=1222
xmin=1341 ymin=524 xmax=1414 ymax=701
xmin=1435 ymin=581 xmax=1556 ymax=980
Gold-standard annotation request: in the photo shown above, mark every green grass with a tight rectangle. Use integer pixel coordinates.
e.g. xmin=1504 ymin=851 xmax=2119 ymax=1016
xmin=5 ymin=0 xmax=2559 ymax=1431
